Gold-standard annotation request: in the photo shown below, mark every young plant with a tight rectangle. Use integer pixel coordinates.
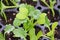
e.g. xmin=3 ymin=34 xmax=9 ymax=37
xmin=0 ymin=0 xmax=7 ymax=22
xmin=41 ymin=0 xmax=56 ymax=17
xmin=0 ymin=0 xmax=20 ymax=22
xmin=46 ymin=22 xmax=58 ymax=40
xmin=0 ymin=4 xmax=58 ymax=40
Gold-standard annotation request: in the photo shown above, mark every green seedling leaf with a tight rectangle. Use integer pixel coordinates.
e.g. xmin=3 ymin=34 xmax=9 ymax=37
xmin=51 ymin=34 xmax=54 ymax=40
xmin=19 ymin=7 xmax=28 ymax=14
xmin=47 ymin=31 xmax=53 ymax=36
xmin=47 ymin=22 xmax=58 ymax=40
xmin=45 ymin=16 xmax=50 ymax=30
xmin=0 ymin=33 xmax=5 ymax=40
xmin=52 ymin=22 xmax=58 ymax=31
xmin=13 ymin=18 xmax=21 ymax=27
xmin=29 ymin=9 xmax=41 ymax=19
xmin=23 ymin=20 xmax=33 ymax=31
xmin=26 ymin=5 xmax=35 ymax=14
xmin=13 ymin=18 xmax=27 ymax=27
xmin=37 ymin=13 xmax=46 ymax=24
xmin=47 ymin=31 xmax=54 ymax=40
xmin=16 ymin=7 xmax=28 ymax=20
xmin=16 ymin=4 xmax=28 ymax=20
xmin=19 ymin=4 xmax=27 ymax=8
xmin=4 ymin=24 xmax=15 ymax=34
xmin=13 ymin=28 xmax=27 ymax=38
xmin=37 ymin=31 xmax=43 ymax=39
xmin=53 ymin=1 xmax=56 ymax=5
xmin=29 ymin=28 xmax=37 ymax=40
xmin=16 ymin=13 xmax=28 ymax=20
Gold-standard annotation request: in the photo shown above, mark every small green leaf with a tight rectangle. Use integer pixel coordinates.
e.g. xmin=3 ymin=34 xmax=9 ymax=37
xmin=45 ymin=16 xmax=50 ymax=30
xmin=37 ymin=13 xmax=46 ymax=24
xmin=45 ymin=16 xmax=50 ymax=27
xmin=13 ymin=18 xmax=27 ymax=27
xmin=13 ymin=28 xmax=27 ymax=38
xmin=47 ymin=31 xmax=54 ymax=40
xmin=26 ymin=5 xmax=35 ymax=14
xmin=51 ymin=35 xmax=54 ymax=40
xmin=23 ymin=20 xmax=33 ymax=31
xmin=52 ymin=22 xmax=58 ymax=31
xmin=16 ymin=5 xmax=28 ymax=20
xmin=4 ymin=24 xmax=15 ymax=33
xmin=29 ymin=9 xmax=41 ymax=19
xmin=19 ymin=4 xmax=26 ymax=8
xmin=19 ymin=7 xmax=28 ymax=14
xmin=47 ymin=31 xmax=53 ymax=36
xmin=16 ymin=13 xmax=28 ymax=20
xmin=0 ymin=33 xmax=5 ymax=40
xmin=29 ymin=28 xmax=37 ymax=40
xmin=13 ymin=18 xmax=21 ymax=27
xmin=37 ymin=31 xmax=43 ymax=39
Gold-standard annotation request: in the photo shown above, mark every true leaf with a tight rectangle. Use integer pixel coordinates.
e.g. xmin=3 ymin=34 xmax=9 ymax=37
xmin=19 ymin=4 xmax=27 ymax=8
xmin=29 ymin=28 xmax=37 ymax=40
xmin=47 ymin=31 xmax=53 ymax=36
xmin=23 ymin=20 xmax=33 ymax=31
xmin=37 ymin=31 xmax=43 ymax=39
xmin=13 ymin=18 xmax=21 ymax=27
xmin=51 ymin=34 xmax=54 ymax=40
xmin=29 ymin=9 xmax=41 ymax=19
xmin=52 ymin=22 xmax=58 ymax=31
xmin=4 ymin=24 xmax=15 ymax=34
xmin=37 ymin=13 xmax=46 ymax=24
xmin=16 ymin=12 xmax=28 ymax=20
xmin=26 ymin=5 xmax=35 ymax=14
xmin=13 ymin=28 xmax=27 ymax=38
xmin=19 ymin=7 xmax=28 ymax=14
xmin=45 ymin=16 xmax=50 ymax=30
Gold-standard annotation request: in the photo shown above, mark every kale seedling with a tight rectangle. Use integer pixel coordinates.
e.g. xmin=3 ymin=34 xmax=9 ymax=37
xmin=0 ymin=0 xmax=20 ymax=22
xmin=0 ymin=3 xmax=58 ymax=40
xmin=41 ymin=0 xmax=56 ymax=17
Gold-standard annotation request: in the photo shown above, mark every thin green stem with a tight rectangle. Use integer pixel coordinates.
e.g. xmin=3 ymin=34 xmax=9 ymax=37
xmin=3 ymin=12 xmax=7 ymax=22
xmin=5 ymin=0 xmax=9 ymax=5
xmin=10 ymin=0 xmax=17 ymax=6
xmin=51 ymin=8 xmax=55 ymax=17
xmin=41 ymin=0 xmax=51 ymax=9
xmin=41 ymin=0 xmax=55 ymax=17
